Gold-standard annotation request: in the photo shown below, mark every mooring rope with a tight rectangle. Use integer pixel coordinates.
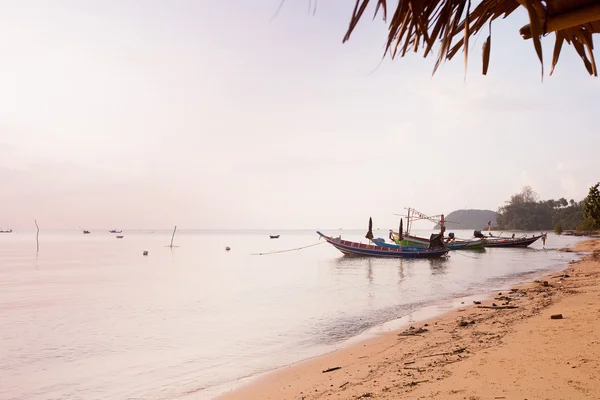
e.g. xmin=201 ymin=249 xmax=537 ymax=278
xmin=251 ymin=241 xmax=325 ymax=256
xmin=451 ymin=251 xmax=482 ymax=259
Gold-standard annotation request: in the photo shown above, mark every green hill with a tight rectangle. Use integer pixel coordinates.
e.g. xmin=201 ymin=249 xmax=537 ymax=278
xmin=434 ymin=209 xmax=499 ymax=230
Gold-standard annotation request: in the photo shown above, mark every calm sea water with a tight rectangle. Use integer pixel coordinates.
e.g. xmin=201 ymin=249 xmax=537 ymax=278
xmin=0 ymin=229 xmax=586 ymax=400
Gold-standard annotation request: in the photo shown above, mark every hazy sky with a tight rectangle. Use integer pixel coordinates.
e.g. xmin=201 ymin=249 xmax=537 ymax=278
xmin=1 ymin=1 xmax=598 ymax=230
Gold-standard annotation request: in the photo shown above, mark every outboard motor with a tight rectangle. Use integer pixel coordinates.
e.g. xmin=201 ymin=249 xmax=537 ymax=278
xmin=473 ymin=230 xmax=484 ymax=238
xmin=428 ymin=233 xmax=445 ymax=249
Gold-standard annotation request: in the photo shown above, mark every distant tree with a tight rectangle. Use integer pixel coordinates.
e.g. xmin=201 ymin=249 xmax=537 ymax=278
xmin=569 ymin=199 xmax=576 ymax=207
xmin=583 ymin=183 xmax=600 ymax=225
xmin=521 ymin=186 xmax=539 ymax=203
xmin=554 ymin=222 xmax=563 ymax=234
xmin=577 ymin=217 xmax=598 ymax=232
xmin=558 ymin=198 xmax=568 ymax=208
xmin=497 ymin=187 xmax=584 ymax=231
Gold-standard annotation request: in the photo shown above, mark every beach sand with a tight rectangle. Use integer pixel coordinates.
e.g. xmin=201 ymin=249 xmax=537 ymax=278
xmin=219 ymin=239 xmax=600 ymax=400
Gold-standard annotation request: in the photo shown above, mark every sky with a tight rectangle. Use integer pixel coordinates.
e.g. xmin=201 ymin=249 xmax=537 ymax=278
xmin=0 ymin=0 xmax=598 ymax=230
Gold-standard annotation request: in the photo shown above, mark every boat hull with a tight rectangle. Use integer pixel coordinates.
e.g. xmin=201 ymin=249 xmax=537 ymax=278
xmin=484 ymin=235 xmax=541 ymax=248
xmin=317 ymin=232 xmax=448 ymax=259
xmin=394 ymin=234 xmax=486 ymax=250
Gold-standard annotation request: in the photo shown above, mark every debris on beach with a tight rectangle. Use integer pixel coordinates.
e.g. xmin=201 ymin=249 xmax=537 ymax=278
xmin=322 ymin=366 xmax=342 ymax=373
xmin=398 ymin=326 xmax=429 ymax=336
xmin=405 ymin=379 xmax=429 ymax=387
xmin=477 ymin=305 xmax=518 ymax=310
xmin=551 ymin=314 xmax=564 ymax=319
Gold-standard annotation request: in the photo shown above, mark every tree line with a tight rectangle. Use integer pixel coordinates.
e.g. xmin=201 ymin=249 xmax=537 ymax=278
xmin=496 ymin=184 xmax=600 ymax=232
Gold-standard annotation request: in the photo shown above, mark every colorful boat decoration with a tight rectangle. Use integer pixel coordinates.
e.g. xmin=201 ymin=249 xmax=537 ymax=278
xmin=317 ymin=231 xmax=449 ymax=259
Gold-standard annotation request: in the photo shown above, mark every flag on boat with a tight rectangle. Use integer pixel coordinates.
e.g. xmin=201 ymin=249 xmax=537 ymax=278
xmin=398 ymin=218 xmax=403 ymax=240
xmin=365 ymin=217 xmax=374 ymax=241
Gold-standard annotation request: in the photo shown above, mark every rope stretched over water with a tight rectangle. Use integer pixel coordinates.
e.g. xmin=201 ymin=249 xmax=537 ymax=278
xmin=251 ymin=241 xmax=325 ymax=256
xmin=451 ymin=251 xmax=481 ymax=259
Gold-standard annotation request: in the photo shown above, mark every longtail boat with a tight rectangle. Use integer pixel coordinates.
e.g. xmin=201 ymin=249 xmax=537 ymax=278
xmin=389 ymin=231 xmax=486 ymax=250
xmin=473 ymin=230 xmax=546 ymax=248
xmin=317 ymin=232 xmax=449 ymax=259
xmin=483 ymin=235 xmax=543 ymax=248
xmin=392 ymin=207 xmax=486 ymax=250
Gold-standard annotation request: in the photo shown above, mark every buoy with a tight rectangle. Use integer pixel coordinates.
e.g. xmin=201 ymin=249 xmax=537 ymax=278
xmin=225 ymin=247 xmax=231 ymax=251
xmin=143 ymin=251 xmax=149 ymax=256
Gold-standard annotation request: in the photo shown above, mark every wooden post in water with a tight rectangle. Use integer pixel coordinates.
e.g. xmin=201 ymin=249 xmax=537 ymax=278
xmin=169 ymin=225 xmax=177 ymax=248
xmin=35 ymin=219 xmax=40 ymax=252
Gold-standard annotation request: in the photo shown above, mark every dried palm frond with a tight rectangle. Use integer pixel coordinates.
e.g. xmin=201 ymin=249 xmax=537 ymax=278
xmin=342 ymin=0 xmax=600 ymax=77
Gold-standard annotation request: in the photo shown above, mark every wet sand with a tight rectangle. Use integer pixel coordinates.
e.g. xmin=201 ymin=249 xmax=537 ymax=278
xmin=219 ymin=239 xmax=600 ymax=400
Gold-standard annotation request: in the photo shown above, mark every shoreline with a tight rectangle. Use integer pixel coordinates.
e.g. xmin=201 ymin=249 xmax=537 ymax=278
xmin=216 ymin=240 xmax=600 ymax=400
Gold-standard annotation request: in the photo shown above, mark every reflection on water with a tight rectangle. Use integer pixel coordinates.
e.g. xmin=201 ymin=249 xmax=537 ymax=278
xmin=428 ymin=257 xmax=449 ymax=275
xmin=0 ymin=229 xmax=587 ymax=400
xmin=397 ymin=262 xmax=405 ymax=283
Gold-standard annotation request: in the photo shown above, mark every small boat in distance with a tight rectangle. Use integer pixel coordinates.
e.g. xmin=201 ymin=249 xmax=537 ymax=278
xmin=0 ymin=229 xmax=12 ymax=233
xmin=83 ymin=230 xmax=91 ymax=234
xmin=116 ymin=235 xmax=124 ymax=239
xmin=109 ymin=229 xmax=122 ymax=234
xmin=270 ymin=235 xmax=280 ymax=239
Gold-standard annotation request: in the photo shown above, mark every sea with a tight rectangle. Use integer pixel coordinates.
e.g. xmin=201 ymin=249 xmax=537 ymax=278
xmin=0 ymin=229 xmax=587 ymax=400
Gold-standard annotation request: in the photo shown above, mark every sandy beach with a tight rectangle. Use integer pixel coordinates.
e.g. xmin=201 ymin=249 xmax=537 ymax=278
xmin=219 ymin=239 xmax=600 ymax=400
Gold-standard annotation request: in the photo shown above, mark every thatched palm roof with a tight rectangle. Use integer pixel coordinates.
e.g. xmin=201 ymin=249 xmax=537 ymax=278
xmin=343 ymin=0 xmax=600 ymax=77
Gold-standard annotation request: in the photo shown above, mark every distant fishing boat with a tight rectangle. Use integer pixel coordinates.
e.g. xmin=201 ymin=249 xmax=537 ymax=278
xmin=0 ymin=229 xmax=12 ymax=233
xmin=109 ymin=229 xmax=122 ymax=234
xmin=317 ymin=231 xmax=448 ymax=259
xmin=270 ymin=235 xmax=280 ymax=239
xmin=83 ymin=230 xmax=91 ymax=234
xmin=116 ymin=235 xmax=124 ymax=239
